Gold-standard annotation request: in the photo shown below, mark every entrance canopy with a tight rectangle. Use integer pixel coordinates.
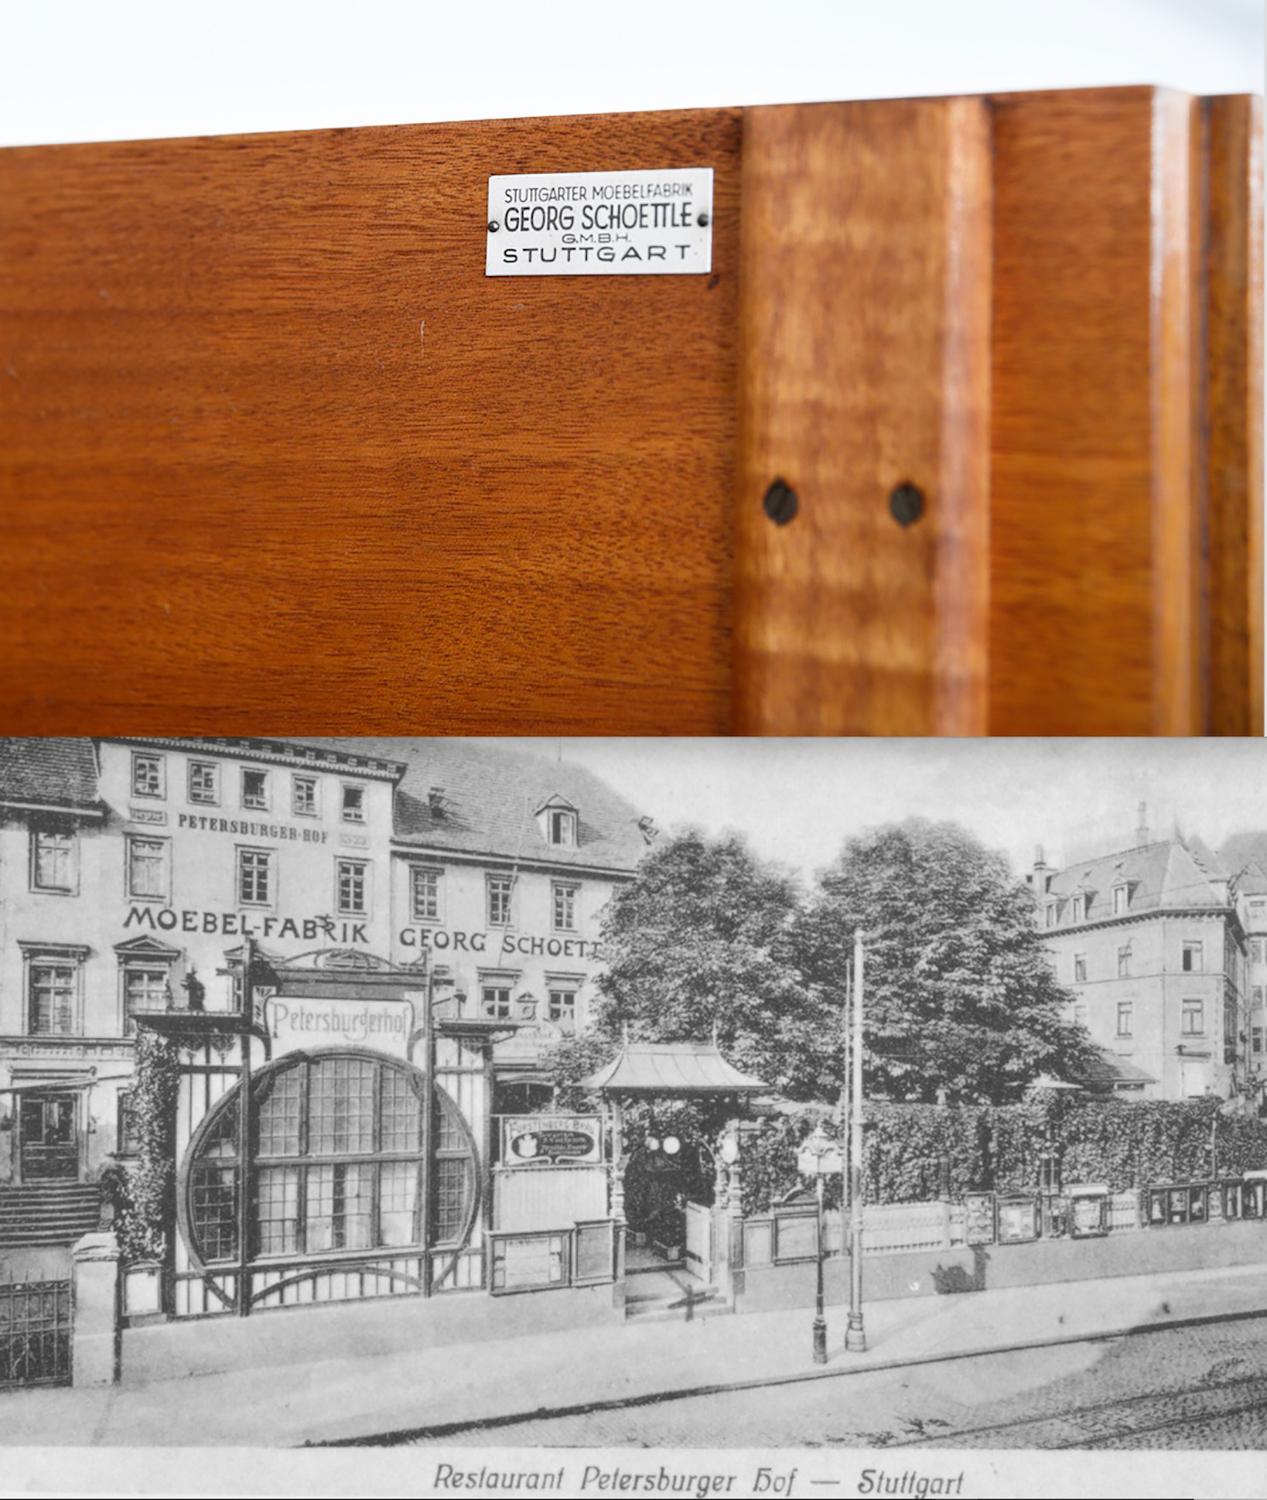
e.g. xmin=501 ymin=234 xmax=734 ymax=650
xmin=582 ymin=1040 xmax=765 ymax=1098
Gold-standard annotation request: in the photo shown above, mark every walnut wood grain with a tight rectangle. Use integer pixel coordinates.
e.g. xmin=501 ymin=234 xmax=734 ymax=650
xmin=1200 ymin=94 xmax=1264 ymax=735
xmin=732 ymin=98 xmax=992 ymax=735
xmin=0 ymin=110 xmax=741 ymax=735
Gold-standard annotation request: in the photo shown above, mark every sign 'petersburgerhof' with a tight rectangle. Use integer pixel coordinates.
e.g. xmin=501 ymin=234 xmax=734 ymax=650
xmin=485 ymin=168 xmax=714 ymax=276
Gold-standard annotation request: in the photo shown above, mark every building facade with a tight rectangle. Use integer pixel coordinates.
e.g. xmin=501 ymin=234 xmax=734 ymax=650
xmin=1033 ymin=828 xmax=1250 ymax=1101
xmin=0 ymin=738 xmax=648 ymax=1310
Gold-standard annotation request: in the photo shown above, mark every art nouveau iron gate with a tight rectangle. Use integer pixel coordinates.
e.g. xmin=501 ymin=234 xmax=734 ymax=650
xmin=0 ymin=1278 xmax=72 ymax=1390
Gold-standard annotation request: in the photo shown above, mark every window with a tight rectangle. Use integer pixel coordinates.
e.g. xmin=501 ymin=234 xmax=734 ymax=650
xmin=1254 ymin=986 xmax=1266 ymax=1008
xmin=1182 ymin=998 xmax=1205 ymax=1036
xmin=1253 ymin=1026 xmax=1264 ymax=1056
xmin=1073 ymin=953 xmax=1087 ymax=983
xmin=548 ymin=809 xmax=576 ymax=847
xmin=127 ymin=835 xmax=169 ymax=900
xmin=1068 ymin=894 xmax=1084 ymax=924
xmin=1182 ymin=941 xmax=1204 ymax=974
xmin=487 ymin=875 xmax=514 ymax=927
xmin=237 ymin=847 xmax=273 ymax=907
xmin=336 ymin=858 xmax=369 ymax=916
xmin=410 ymin=867 xmax=442 ymax=923
xmin=131 ymin=752 xmax=164 ymax=799
xmin=292 ymin=775 xmax=319 ymax=817
xmin=1044 ymin=904 xmax=1057 ymax=929
xmin=552 ymin=882 xmax=579 ymax=932
xmin=123 ymin=966 xmax=170 ymax=1033
xmin=1225 ymin=999 xmax=1239 ymax=1064
xmin=341 ymin=784 xmax=365 ymax=823
xmin=28 ymin=960 xmax=78 ymax=1035
xmin=117 ymin=1091 xmax=141 ymax=1155
xmin=1117 ymin=946 xmax=1131 ymax=978
xmin=481 ymin=977 xmax=514 ymax=1019
xmin=30 ymin=827 xmax=77 ymax=893
xmin=1113 ymin=884 xmax=1128 ymax=915
xmin=1252 ymin=939 xmax=1266 ymax=965
xmin=241 ymin=769 xmax=268 ymax=810
xmin=1073 ymin=1003 xmax=1088 ymax=1028
xmin=188 ymin=760 xmax=219 ymax=805
xmin=547 ymin=986 xmax=577 ymax=1029
xmin=1116 ymin=1001 xmax=1133 ymax=1038
xmin=186 ymin=1054 xmax=476 ymax=1264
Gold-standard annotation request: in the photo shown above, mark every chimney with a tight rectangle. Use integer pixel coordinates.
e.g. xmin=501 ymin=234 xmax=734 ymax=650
xmin=1030 ymin=844 xmax=1048 ymax=890
xmin=1136 ymin=801 xmax=1149 ymax=845
xmin=428 ymin=785 xmax=445 ymax=816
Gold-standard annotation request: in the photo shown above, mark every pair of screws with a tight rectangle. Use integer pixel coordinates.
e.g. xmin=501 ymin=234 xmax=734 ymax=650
xmin=762 ymin=480 xmax=925 ymax=528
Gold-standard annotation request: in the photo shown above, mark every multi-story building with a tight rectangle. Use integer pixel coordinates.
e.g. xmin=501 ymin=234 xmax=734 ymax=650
xmin=0 ymin=738 xmax=648 ymax=1201
xmin=1032 ymin=824 xmax=1250 ymax=1101
xmin=1236 ymin=864 xmax=1267 ymax=1100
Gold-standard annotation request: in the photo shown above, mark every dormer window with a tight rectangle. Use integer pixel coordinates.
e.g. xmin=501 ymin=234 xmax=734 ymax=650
xmin=1113 ymin=883 xmax=1129 ymax=915
xmin=535 ymin=795 xmax=578 ymax=848
xmin=1045 ymin=903 xmax=1057 ymax=929
xmin=1068 ymin=894 xmax=1085 ymax=924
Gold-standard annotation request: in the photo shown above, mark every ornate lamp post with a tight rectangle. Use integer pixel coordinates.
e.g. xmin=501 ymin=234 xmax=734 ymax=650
xmin=797 ymin=1122 xmax=842 ymax=1364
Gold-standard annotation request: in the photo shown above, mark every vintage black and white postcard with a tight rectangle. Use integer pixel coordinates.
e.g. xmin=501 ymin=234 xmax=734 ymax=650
xmin=0 ymin=736 xmax=1264 ymax=1498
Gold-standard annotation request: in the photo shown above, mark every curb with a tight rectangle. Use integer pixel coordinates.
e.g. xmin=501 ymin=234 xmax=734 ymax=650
xmin=311 ymin=1300 xmax=1267 ymax=1447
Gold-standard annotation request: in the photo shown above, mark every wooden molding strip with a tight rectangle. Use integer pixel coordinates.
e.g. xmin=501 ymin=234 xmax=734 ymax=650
xmin=732 ymin=98 xmax=992 ymax=735
xmin=1201 ymin=94 xmax=1264 ymax=735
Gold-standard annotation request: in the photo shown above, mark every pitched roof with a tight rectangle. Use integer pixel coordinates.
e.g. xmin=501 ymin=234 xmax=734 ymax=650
xmin=1221 ymin=830 xmax=1267 ymax=877
xmin=1045 ymin=838 xmax=1227 ymax=923
xmin=582 ymin=1041 xmax=767 ymax=1096
xmin=276 ymin=738 xmax=650 ymax=873
xmin=0 ymin=738 xmax=101 ymax=811
xmin=1235 ymin=861 xmax=1267 ymax=897
xmin=1079 ymin=1050 xmax=1158 ymax=1090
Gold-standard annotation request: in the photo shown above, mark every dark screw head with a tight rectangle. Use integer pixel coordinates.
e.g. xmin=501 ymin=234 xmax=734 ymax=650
xmin=889 ymin=482 xmax=925 ymax=527
xmin=697 ymin=212 xmax=710 ymax=227
xmin=763 ymin=478 xmax=798 ymax=526
xmin=487 ymin=219 xmax=500 ymax=233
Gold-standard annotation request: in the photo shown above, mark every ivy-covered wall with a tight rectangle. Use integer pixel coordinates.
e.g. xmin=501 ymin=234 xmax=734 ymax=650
xmin=100 ymin=1030 xmax=181 ymax=1264
xmin=740 ymin=1098 xmax=1267 ymax=1215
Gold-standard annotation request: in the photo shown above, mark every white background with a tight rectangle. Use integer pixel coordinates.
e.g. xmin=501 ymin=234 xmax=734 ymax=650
xmin=1 ymin=0 xmax=1261 ymax=147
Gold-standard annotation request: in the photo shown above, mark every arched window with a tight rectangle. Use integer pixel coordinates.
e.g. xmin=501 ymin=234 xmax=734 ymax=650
xmin=182 ymin=1050 xmax=477 ymax=1266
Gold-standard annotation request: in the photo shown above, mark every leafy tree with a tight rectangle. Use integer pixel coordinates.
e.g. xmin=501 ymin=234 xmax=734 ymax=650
xmin=588 ymin=829 xmax=834 ymax=1099
xmin=795 ymin=818 xmax=1098 ymax=1104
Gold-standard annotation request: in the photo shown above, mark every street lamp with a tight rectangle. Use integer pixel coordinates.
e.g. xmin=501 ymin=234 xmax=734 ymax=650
xmin=797 ymin=1123 xmax=842 ymax=1365
xmin=845 ymin=928 xmax=867 ymax=1352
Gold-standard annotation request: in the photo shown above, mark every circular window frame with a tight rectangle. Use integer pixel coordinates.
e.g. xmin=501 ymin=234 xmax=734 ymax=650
xmin=177 ymin=1046 xmax=481 ymax=1277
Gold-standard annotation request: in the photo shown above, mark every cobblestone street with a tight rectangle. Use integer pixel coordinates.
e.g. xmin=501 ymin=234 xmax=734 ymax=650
xmin=407 ymin=1315 xmax=1267 ymax=1451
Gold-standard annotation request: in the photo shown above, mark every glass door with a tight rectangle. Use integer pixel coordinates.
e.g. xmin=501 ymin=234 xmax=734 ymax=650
xmin=18 ymin=1094 xmax=79 ymax=1181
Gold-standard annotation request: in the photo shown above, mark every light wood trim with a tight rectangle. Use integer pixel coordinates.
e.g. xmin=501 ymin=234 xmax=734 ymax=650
xmin=732 ymin=97 xmax=992 ymax=735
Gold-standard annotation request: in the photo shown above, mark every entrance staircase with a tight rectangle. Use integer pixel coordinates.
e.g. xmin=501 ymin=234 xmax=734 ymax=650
xmin=623 ymin=1263 xmax=730 ymax=1323
xmin=0 ymin=1183 xmax=101 ymax=1248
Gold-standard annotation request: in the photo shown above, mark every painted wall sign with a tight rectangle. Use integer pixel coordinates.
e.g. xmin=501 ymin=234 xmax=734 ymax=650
xmin=124 ymin=906 xmax=369 ymax=944
xmin=263 ymin=995 xmax=414 ymax=1058
xmin=398 ymin=926 xmax=602 ymax=961
xmin=485 ymin=168 xmax=713 ymax=277
xmin=175 ymin=812 xmax=330 ymax=843
xmin=501 ymin=1114 xmax=602 ymax=1166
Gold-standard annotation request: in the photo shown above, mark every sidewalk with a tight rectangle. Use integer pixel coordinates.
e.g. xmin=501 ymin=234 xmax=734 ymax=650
xmin=3 ymin=1259 xmax=1265 ymax=1447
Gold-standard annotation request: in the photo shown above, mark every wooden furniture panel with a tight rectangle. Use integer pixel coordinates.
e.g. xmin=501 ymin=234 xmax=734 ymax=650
xmin=0 ymin=88 xmax=1259 ymax=736
xmin=0 ymin=110 xmax=742 ymax=735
